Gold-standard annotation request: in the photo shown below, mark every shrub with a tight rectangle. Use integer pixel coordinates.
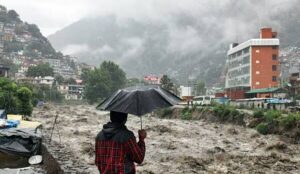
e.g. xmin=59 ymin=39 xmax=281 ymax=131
xmin=181 ymin=107 xmax=192 ymax=120
xmin=253 ymin=110 xmax=264 ymax=118
xmin=280 ymin=113 xmax=300 ymax=129
xmin=256 ymin=123 xmax=269 ymax=135
xmin=181 ymin=111 xmax=192 ymax=120
xmin=157 ymin=108 xmax=173 ymax=118
xmin=213 ymin=104 xmax=241 ymax=122
xmin=17 ymin=87 xmax=33 ymax=116
xmin=230 ymin=109 xmax=240 ymax=117
xmin=264 ymin=110 xmax=281 ymax=123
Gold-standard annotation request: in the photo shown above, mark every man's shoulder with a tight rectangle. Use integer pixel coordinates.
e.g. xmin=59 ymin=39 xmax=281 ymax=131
xmin=96 ymin=128 xmax=135 ymax=143
xmin=114 ymin=128 xmax=135 ymax=142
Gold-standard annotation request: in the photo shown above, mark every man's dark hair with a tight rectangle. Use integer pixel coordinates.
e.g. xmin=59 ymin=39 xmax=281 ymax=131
xmin=110 ymin=111 xmax=128 ymax=123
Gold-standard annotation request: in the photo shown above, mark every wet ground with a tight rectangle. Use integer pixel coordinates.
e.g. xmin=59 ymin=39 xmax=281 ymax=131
xmin=33 ymin=104 xmax=300 ymax=174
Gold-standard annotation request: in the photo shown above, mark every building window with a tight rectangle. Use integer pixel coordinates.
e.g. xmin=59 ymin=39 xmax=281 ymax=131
xmin=256 ymin=71 xmax=260 ymax=74
xmin=243 ymin=56 xmax=250 ymax=64
xmin=272 ymin=76 xmax=277 ymax=82
xmin=256 ymin=60 xmax=260 ymax=64
xmin=243 ymin=47 xmax=249 ymax=54
xmin=272 ymin=65 xmax=277 ymax=71
xmin=272 ymin=54 xmax=277 ymax=60
xmin=256 ymin=49 xmax=260 ymax=53
xmin=272 ymin=46 xmax=278 ymax=49
xmin=256 ymin=81 xmax=260 ymax=85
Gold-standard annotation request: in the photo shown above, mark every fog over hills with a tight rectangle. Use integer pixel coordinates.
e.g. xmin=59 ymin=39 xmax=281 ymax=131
xmin=48 ymin=0 xmax=300 ymax=85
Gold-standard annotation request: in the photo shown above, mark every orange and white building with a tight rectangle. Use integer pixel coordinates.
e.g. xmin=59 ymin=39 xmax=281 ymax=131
xmin=225 ymin=28 xmax=280 ymax=99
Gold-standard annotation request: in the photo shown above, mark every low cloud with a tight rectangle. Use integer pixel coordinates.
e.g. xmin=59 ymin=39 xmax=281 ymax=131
xmin=62 ymin=44 xmax=90 ymax=55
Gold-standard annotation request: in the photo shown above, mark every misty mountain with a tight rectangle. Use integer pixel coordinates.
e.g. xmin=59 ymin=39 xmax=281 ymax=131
xmin=48 ymin=0 xmax=300 ymax=85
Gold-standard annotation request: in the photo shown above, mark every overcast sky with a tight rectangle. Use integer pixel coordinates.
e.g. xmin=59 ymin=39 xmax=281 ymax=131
xmin=0 ymin=0 xmax=203 ymax=36
xmin=0 ymin=0 xmax=296 ymax=37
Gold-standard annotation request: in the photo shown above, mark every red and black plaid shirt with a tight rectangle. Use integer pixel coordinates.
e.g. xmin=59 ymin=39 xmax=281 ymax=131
xmin=95 ymin=136 xmax=145 ymax=174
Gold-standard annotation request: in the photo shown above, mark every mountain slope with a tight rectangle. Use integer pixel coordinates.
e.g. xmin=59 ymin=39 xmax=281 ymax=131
xmin=48 ymin=1 xmax=300 ymax=85
xmin=0 ymin=5 xmax=61 ymax=59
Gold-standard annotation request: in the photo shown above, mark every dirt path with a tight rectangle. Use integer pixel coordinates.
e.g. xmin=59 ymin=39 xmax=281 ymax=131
xmin=33 ymin=104 xmax=300 ymax=174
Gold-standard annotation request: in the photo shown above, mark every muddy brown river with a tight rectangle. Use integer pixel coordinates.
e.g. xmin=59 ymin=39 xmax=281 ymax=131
xmin=32 ymin=104 xmax=300 ymax=174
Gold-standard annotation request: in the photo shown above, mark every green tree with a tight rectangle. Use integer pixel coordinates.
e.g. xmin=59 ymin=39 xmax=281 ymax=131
xmin=84 ymin=61 xmax=126 ymax=104
xmin=4 ymin=41 xmax=24 ymax=52
xmin=100 ymin=61 xmax=126 ymax=93
xmin=54 ymin=75 xmax=64 ymax=85
xmin=7 ymin=10 xmax=20 ymax=22
xmin=17 ymin=87 xmax=33 ymax=116
xmin=84 ymin=68 xmax=111 ymax=104
xmin=26 ymin=63 xmax=54 ymax=77
xmin=160 ymin=75 xmax=174 ymax=91
xmin=194 ymin=80 xmax=206 ymax=96
xmin=0 ymin=78 xmax=35 ymax=115
xmin=0 ymin=5 xmax=8 ymax=23
xmin=27 ymin=24 xmax=41 ymax=37
xmin=0 ymin=78 xmax=18 ymax=113
xmin=66 ymin=77 xmax=76 ymax=85
xmin=81 ymin=68 xmax=91 ymax=83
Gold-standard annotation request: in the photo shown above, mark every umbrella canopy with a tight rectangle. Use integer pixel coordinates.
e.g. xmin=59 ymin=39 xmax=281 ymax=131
xmin=97 ymin=85 xmax=181 ymax=116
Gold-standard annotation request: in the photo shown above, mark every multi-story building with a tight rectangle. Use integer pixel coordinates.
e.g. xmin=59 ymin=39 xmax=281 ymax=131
xmin=225 ymin=28 xmax=280 ymax=99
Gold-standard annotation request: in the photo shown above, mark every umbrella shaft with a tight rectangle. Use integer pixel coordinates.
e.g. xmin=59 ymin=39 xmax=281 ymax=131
xmin=140 ymin=116 xmax=142 ymax=130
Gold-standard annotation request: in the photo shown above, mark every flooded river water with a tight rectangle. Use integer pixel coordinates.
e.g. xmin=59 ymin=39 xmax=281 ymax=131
xmin=32 ymin=104 xmax=300 ymax=174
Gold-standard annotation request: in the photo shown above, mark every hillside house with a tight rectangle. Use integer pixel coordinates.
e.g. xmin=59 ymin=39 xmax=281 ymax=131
xmin=0 ymin=64 xmax=9 ymax=77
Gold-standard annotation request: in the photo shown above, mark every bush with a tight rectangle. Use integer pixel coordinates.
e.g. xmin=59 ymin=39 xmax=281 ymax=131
xmin=181 ymin=111 xmax=192 ymax=120
xmin=17 ymin=87 xmax=33 ymax=116
xmin=157 ymin=108 xmax=173 ymax=118
xmin=264 ymin=110 xmax=281 ymax=123
xmin=253 ymin=110 xmax=264 ymax=118
xmin=280 ymin=113 xmax=300 ymax=130
xmin=256 ymin=123 xmax=270 ymax=135
xmin=181 ymin=107 xmax=192 ymax=120
xmin=213 ymin=104 xmax=240 ymax=121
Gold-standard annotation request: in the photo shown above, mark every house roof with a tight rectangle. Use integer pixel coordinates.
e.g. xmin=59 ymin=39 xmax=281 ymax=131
xmin=246 ymin=87 xmax=284 ymax=94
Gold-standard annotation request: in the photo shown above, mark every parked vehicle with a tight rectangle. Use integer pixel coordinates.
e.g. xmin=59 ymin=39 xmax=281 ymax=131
xmin=193 ymin=95 xmax=215 ymax=105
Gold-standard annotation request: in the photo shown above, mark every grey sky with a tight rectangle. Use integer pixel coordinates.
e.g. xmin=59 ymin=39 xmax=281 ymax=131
xmin=0 ymin=0 xmax=296 ymax=37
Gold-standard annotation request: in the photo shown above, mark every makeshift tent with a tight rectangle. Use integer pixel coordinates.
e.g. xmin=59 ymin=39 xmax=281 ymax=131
xmin=0 ymin=128 xmax=42 ymax=157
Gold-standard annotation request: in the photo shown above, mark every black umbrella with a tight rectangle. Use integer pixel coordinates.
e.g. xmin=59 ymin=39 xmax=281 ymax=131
xmin=97 ymin=85 xmax=181 ymax=128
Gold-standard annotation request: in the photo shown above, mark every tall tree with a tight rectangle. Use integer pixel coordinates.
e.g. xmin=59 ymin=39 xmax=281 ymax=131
xmin=54 ymin=75 xmax=64 ymax=85
xmin=0 ymin=78 xmax=18 ymax=114
xmin=7 ymin=10 xmax=20 ymax=22
xmin=160 ymin=75 xmax=174 ymax=91
xmin=26 ymin=63 xmax=54 ymax=77
xmin=17 ymin=87 xmax=33 ymax=116
xmin=84 ymin=61 xmax=126 ymax=104
xmin=100 ymin=61 xmax=126 ymax=93
xmin=84 ymin=68 xmax=111 ymax=104
xmin=0 ymin=77 xmax=34 ymax=115
xmin=194 ymin=80 xmax=206 ymax=96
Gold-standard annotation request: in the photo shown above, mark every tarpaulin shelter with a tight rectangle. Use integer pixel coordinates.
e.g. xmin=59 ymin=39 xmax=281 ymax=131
xmin=0 ymin=128 xmax=42 ymax=157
